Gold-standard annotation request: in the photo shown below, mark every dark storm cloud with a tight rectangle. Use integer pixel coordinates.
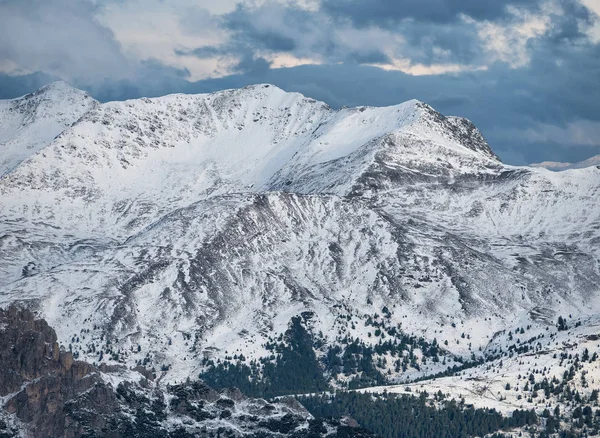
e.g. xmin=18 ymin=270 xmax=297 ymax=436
xmin=180 ymin=2 xmax=389 ymax=67
xmin=220 ymin=3 xmax=305 ymax=52
xmin=394 ymin=21 xmax=483 ymax=64
xmin=0 ymin=72 xmax=60 ymax=99
xmin=231 ymin=54 xmax=273 ymax=75
xmin=346 ymin=50 xmax=392 ymax=64
xmin=321 ymin=0 xmax=541 ymax=26
xmin=178 ymin=1 xmax=489 ymax=69
xmin=545 ymin=0 xmax=595 ymax=42
xmin=175 ymin=46 xmax=224 ymax=59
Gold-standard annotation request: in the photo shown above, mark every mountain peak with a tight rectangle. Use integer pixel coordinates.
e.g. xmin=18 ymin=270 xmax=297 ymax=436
xmin=38 ymin=80 xmax=75 ymax=92
xmin=0 ymin=81 xmax=98 ymax=176
xmin=33 ymin=81 xmax=91 ymax=100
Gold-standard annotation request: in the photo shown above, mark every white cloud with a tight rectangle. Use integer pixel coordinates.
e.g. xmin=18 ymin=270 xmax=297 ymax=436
xmin=475 ymin=10 xmax=550 ymax=67
xmin=580 ymin=0 xmax=600 ymax=42
xmin=266 ymin=53 xmax=323 ymax=68
xmin=97 ymin=0 xmax=229 ymax=80
xmin=0 ymin=0 xmax=133 ymax=81
xmin=374 ymin=60 xmax=488 ymax=75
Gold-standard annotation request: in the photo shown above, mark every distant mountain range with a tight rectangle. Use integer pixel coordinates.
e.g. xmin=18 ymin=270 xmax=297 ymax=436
xmin=531 ymin=153 xmax=600 ymax=170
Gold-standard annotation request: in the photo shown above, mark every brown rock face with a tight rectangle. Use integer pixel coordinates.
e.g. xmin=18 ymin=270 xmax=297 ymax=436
xmin=0 ymin=306 xmax=118 ymax=438
xmin=0 ymin=306 xmax=57 ymax=396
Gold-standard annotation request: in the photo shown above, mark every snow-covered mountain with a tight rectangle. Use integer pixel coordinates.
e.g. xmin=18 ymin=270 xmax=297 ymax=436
xmin=0 ymin=82 xmax=598 ymax=407
xmin=531 ymin=153 xmax=600 ymax=171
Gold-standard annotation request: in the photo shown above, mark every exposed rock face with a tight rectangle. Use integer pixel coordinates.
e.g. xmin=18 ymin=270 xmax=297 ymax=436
xmin=0 ymin=306 xmax=117 ymax=438
xmin=0 ymin=306 xmax=373 ymax=438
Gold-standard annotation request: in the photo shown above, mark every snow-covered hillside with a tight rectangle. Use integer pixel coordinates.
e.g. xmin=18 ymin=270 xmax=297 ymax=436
xmin=362 ymin=313 xmax=600 ymax=420
xmin=0 ymin=83 xmax=598 ymax=409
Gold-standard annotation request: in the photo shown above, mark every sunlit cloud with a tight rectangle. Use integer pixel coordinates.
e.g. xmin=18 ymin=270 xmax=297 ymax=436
xmin=373 ymin=60 xmax=488 ymax=75
xmin=476 ymin=13 xmax=550 ymax=67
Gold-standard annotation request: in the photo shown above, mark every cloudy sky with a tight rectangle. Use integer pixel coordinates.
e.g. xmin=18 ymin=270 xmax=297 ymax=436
xmin=1 ymin=0 xmax=599 ymax=165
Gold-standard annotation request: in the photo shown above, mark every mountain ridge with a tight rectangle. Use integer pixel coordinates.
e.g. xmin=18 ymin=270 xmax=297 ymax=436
xmin=0 ymin=83 xmax=505 ymax=242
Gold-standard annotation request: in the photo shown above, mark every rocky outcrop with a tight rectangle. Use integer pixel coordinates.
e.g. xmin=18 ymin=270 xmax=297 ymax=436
xmin=0 ymin=306 xmax=118 ymax=438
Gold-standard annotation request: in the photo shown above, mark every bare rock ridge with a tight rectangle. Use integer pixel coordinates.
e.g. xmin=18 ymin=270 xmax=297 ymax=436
xmin=0 ymin=305 xmax=373 ymax=438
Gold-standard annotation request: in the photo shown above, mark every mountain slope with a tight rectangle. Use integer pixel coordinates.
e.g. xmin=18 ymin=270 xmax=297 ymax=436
xmin=0 ymin=83 xmax=598 ymax=406
xmin=0 ymin=85 xmax=331 ymax=239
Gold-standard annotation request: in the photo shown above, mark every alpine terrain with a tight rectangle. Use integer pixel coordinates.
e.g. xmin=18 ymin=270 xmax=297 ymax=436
xmin=1 ymin=82 xmax=599 ymax=437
